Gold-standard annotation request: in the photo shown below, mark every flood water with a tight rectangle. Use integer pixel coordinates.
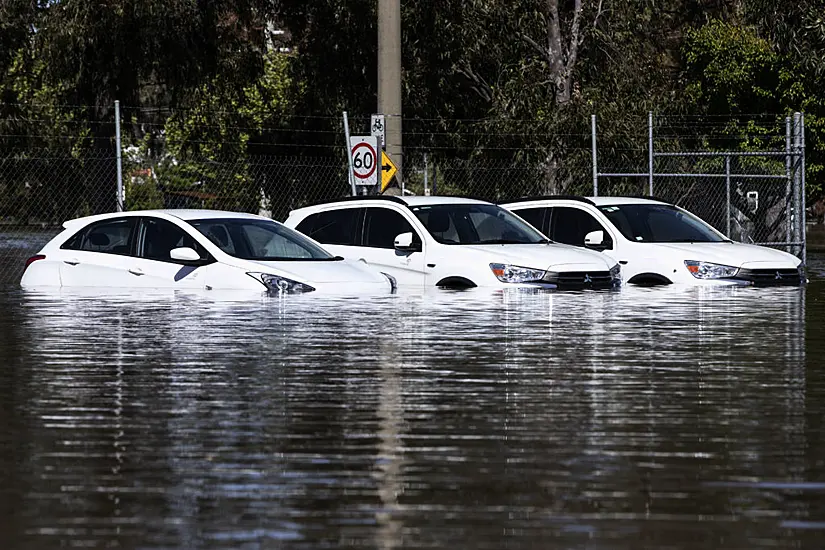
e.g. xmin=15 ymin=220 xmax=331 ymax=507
xmin=1 ymin=262 xmax=825 ymax=548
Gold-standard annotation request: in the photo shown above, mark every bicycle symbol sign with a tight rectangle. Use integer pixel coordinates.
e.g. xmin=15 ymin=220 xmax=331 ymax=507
xmin=370 ymin=114 xmax=386 ymax=143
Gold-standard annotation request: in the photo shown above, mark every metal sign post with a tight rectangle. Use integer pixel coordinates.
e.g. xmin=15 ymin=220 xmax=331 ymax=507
xmin=115 ymin=100 xmax=123 ymax=211
xmin=343 ymin=112 xmax=356 ymax=196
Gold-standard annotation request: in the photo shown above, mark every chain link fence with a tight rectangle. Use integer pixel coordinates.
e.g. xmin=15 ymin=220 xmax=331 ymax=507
xmin=593 ymin=113 xmax=806 ymax=260
xmin=0 ymin=104 xmax=809 ymax=285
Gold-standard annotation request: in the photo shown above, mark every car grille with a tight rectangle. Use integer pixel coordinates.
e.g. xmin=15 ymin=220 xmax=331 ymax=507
xmin=544 ymin=271 xmax=614 ymax=290
xmin=735 ymin=268 xmax=802 ymax=286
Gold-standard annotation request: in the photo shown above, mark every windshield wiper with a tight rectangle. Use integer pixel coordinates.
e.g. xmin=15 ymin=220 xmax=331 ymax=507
xmin=476 ymin=238 xmax=541 ymax=245
xmin=248 ymin=256 xmax=341 ymax=261
xmin=665 ymin=239 xmax=717 ymax=243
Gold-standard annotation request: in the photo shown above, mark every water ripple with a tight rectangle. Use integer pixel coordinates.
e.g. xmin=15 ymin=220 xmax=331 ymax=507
xmin=0 ymin=281 xmax=822 ymax=549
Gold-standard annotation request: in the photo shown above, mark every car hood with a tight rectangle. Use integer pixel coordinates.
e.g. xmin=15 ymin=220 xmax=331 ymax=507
xmin=642 ymin=242 xmax=800 ymax=269
xmin=457 ymin=243 xmax=614 ymax=271
xmin=244 ymin=258 xmax=387 ymax=284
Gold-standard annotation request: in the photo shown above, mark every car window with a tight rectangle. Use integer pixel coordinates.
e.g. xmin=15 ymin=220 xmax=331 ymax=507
xmin=140 ymin=218 xmax=207 ymax=263
xmin=62 ymin=218 xmax=135 ymax=255
xmin=511 ymin=207 xmax=547 ymax=235
xmin=411 ymin=203 xmax=547 ymax=245
xmin=413 ymin=208 xmax=461 ymax=243
xmin=363 ymin=207 xmax=418 ymax=249
xmin=199 ymin=222 xmax=238 ymax=255
xmin=295 ymin=208 xmax=362 ymax=246
xmin=598 ymin=204 xmax=726 ymax=243
xmin=189 ymin=218 xmax=335 ymax=261
xmin=549 ymin=207 xmax=613 ymax=248
xmin=242 ymin=223 xmax=314 ymax=258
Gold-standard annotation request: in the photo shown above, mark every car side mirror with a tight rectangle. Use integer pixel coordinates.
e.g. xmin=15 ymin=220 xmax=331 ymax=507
xmin=170 ymin=247 xmax=202 ymax=262
xmin=394 ymin=232 xmax=420 ymax=252
xmin=584 ymin=230 xmax=606 ymax=249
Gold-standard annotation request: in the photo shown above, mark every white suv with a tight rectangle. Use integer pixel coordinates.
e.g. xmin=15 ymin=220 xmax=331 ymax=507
xmin=502 ymin=196 xmax=804 ymax=286
xmin=283 ymin=196 xmax=620 ymax=290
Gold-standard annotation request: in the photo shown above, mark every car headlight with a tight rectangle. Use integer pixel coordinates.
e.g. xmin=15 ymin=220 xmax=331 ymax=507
xmin=247 ymin=272 xmax=315 ymax=294
xmin=684 ymin=260 xmax=738 ymax=279
xmin=610 ymin=263 xmax=621 ymax=281
xmin=489 ymin=263 xmax=546 ymax=283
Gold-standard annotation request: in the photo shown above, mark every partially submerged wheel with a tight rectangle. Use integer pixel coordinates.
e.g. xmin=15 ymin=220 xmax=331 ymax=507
xmin=627 ymin=273 xmax=672 ymax=286
xmin=435 ymin=276 xmax=477 ymax=289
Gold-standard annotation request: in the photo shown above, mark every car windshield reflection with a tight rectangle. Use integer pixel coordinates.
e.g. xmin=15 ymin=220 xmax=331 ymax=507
xmin=411 ymin=204 xmax=549 ymax=245
xmin=598 ymin=204 xmax=728 ymax=243
xmin=188 ymin=218 xmax=339 ymax=261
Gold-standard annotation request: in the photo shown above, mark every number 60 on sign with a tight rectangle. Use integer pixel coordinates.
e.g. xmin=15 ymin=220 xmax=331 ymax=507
xmin=349 ymin=136 xmax=378 ymax=186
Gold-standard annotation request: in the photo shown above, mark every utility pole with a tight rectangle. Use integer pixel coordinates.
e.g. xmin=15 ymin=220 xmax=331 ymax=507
xmin=377 ymin=0 xmax=402 ymax=188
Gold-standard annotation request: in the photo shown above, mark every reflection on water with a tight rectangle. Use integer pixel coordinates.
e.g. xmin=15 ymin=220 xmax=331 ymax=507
xmin=0 ymin=281 xmax=822 ymax=549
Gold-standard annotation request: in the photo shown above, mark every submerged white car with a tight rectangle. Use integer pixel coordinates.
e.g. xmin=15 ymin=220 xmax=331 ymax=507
xmin=20 ymin=210 xmax=394 ymax=294
xmin=282 ymin=196 xmax=620 ymax=290
xmin=502 ymin=196 xmax=805 ymax=286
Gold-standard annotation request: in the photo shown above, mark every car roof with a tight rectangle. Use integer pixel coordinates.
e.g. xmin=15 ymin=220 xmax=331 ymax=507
xmin=288 ymin=195 xmax=492 ymax=216
xmin=401 ymin=196 xmax=489 ymax=207
xmin=588 ymin=196 xmax=670 ymax=206
xmin=160 ymin=209 xmax=268 ymax=221
xmin=61 ymin=209 xmax=269 ymax=229
xmin=501 ymin=195 xmax=671 ymax=207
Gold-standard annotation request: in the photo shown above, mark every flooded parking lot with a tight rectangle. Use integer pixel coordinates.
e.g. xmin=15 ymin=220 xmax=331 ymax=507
xmin=1 ymin=265 xmax=824 ymax=549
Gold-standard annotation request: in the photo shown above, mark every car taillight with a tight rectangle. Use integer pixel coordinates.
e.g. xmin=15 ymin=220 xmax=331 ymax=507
xmin=24 ymin=254 xmax=46 ymax=270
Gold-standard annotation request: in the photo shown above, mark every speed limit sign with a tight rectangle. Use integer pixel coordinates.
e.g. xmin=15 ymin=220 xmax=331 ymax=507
xmin=349 ymin=136 xmax=378 ymax=186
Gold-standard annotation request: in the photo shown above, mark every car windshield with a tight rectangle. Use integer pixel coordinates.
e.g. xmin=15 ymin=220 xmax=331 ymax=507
xmin=598 ymin=204 xmax=727 ymax=243
xmin=188 ymin=218 xmax=338 ymax=261
xmin=411 ymin=203 xmax=549 ymax=245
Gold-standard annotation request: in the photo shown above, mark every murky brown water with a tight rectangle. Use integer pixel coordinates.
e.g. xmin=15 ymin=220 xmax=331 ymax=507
xmin=0 ymin=257 xmax=824 ymax=548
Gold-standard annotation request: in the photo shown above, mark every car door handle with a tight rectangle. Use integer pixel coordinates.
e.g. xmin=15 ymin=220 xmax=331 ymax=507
xmin=128 ymin=268 xmax=144 ymax=276
xmin=64 ymin=258 xmax=80 ymax=266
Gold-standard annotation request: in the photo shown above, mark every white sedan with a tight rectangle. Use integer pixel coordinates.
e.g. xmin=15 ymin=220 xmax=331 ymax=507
xmin=502 ymin=196 xmax=805 ymax=286
xmin=20 ymin=210 xmax=395 ymax=294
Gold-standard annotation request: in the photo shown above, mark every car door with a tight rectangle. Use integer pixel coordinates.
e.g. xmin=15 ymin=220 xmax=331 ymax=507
xmin=510 ymin=207 xmax=549 ymax=236
xmin=359 ymin=206 xmax=427 ymax=286
xmin=126 ymin=216 xmax=212 ymax=289
xmin=293 ymin=206 xmax=364 ymax=259
xmin=58 ymin=217 xmax=139 ymax=287
xmin=548 ymin=206 xmax=618 ymax=259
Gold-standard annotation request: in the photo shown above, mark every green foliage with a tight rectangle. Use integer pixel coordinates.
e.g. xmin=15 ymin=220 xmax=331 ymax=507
xmin=125 ymin=177 xmax=164 ymax=211
xmin=683 ymin=21 xmax=778 ymax=113
xmin=2 ymin=0 xmax=825 ymax=214
xmin=154 ymin=51 xmax=301 ymax=212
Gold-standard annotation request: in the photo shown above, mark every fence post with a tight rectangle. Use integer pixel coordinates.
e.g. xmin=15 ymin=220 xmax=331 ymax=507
xmin=725 ymin=155 xmax=731 ymax=237
xmin=343 ymin=111 xmax=356 ymax=196
xmin=648 ymin=111 xmax=653 ymax=196
xmin=786 ymin=116 xmax=793 ymax=249
xmin=801 ymin=113 xmax=807 ymax=265
xmin=432 ymin=158 xmax=437 ymax=196
xmin=423 ymin=152 xmax=429 ymax=196
xmin=591 ymin=114 xmax=598 ymax=196
xmin=792 ymin=112 xmax=802 ymax=260
xmin=115 ymin=100 xmax=123 ymax=212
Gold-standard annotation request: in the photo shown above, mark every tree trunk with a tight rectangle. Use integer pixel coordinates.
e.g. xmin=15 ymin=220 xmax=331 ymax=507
xmin=522 ymin=0 xmax=588 ymax=105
